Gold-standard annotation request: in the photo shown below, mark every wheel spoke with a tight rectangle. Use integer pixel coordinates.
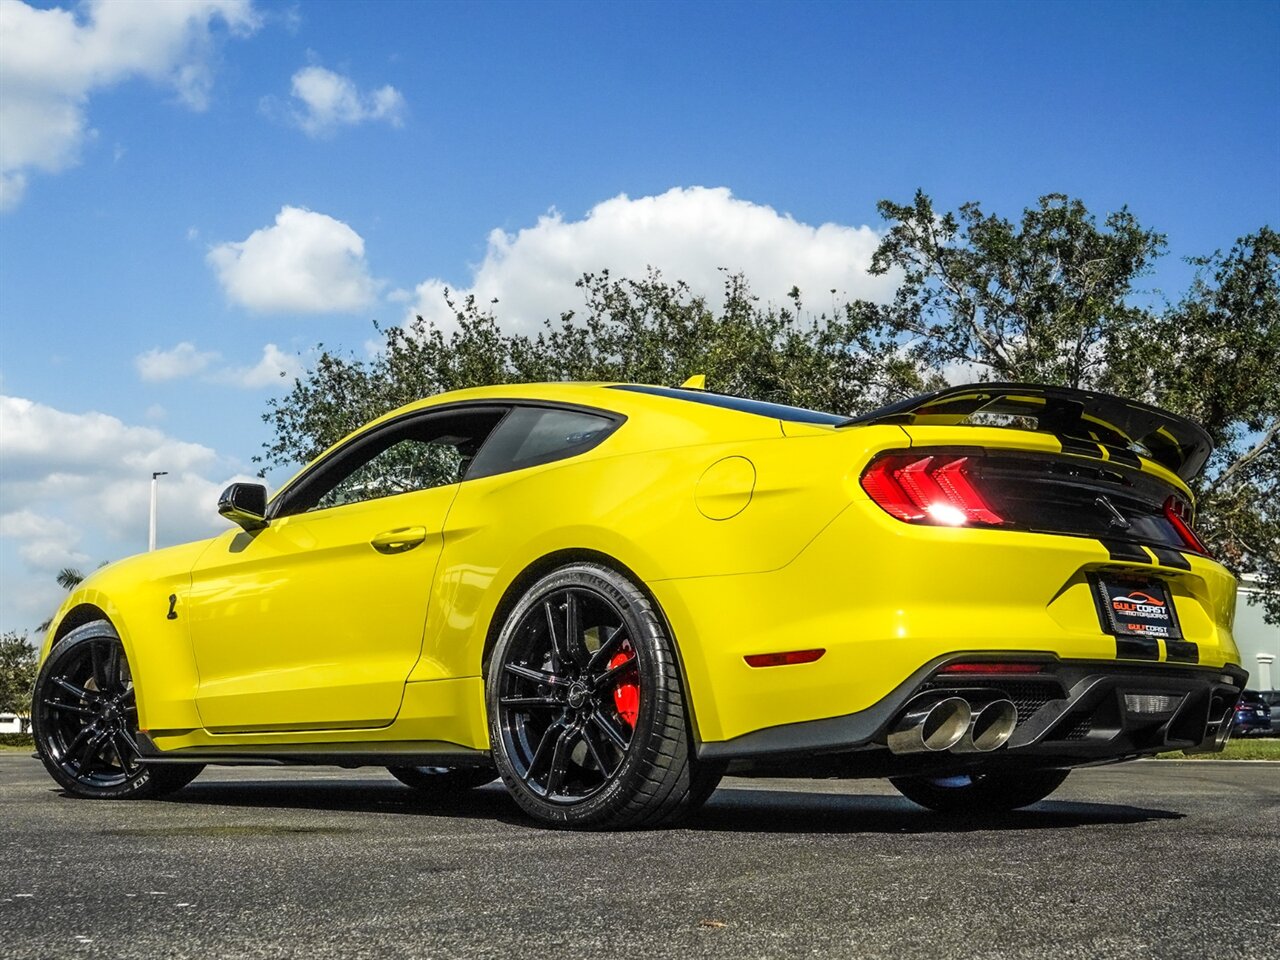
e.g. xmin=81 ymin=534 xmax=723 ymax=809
xmin=590 ymin=709 xmax=630 ymax=750
xmin=581 ymin=722 xmax=616 ymax=776
xmin=503 ymin=662 xmax=570 ymax=688
xmin=543 ymin=726 xmax=575 ymax=796
xmin=563 ymin=590 xmax=599 ymax=668
xmin=591 ymin=653 xmax=637 ymax=692
xmin=51 ymin=676 xmax=98 ymax=703
xmin=42 ymin=699 xmax=95 ymax=716
xmin=61 ymin=721 xmax=97 ymax=762
xmin=106 ymin=736 xmax=128 ymax=773
xmin=105 ymin=643 xmax=123 ymax=693
xmin=115 ymin=726 xmax=141 ymax=757
xmin=499 ymin=695 xmax=561 ymax=710
xmin=90 ymin=642 xmax=110 ymax=691
xmin=78 ymin=728 xmax=109 ymax=770
xmin=565 ymin=591 xmax=582 ymax=652
xmin=544 ymin=600 xmax=568 ymax=674
xmin=585 ymin=625 xmax=627 ymax=675
xmin=110 ymin=732 xmax=138 ymax=772
xmin=524 ymin=721 xmax=564 ymax=785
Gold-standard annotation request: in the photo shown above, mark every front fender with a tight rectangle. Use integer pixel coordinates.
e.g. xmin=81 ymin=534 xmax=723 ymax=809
xmin=42 ymin=539 xmax=216 ymax=733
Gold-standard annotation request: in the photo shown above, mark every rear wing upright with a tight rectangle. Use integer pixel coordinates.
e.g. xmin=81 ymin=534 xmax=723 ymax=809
xmin=843 ymin=382 xmax=1213 ymax=482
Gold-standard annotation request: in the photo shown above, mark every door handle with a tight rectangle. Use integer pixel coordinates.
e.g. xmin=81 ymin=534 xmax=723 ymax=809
xmin=370 ymin=526 xmax=429 ymax=554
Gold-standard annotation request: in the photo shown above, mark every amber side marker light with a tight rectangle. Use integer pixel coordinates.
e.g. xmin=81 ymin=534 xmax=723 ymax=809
xmin=744 ymin=649 xmax=826 ymax=668
xmin=937 ymin=662 xmax=1043 ymax=674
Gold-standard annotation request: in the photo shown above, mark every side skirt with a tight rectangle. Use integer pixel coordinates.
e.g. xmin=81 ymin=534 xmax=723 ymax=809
xmin=135 ymin=733 xmax=492 ymax=769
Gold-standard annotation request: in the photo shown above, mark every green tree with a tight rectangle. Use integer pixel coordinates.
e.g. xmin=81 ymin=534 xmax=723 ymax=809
xmin=868 ymin=196 xmax=1277 ymax=620
xmin=0 ymin=631 xmax=37 ymax=715
xmin=869 ymin=190 xmax=1166 ymax=387
xmin=258 ymin=271 xmax=924 ymax=472
xmin=1122 ymin=229 xmax=1280 ymax=620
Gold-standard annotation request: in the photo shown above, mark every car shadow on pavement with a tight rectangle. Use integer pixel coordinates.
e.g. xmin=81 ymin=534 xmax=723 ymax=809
xmin=160 ymin=778 xmax=1183 ymax=834
xmin=685 ymin=787 xmax=1185 ymax=833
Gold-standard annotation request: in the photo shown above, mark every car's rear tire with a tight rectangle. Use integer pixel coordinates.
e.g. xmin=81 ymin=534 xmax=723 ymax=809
xmin=387 ymin=765 xmax=496 ymax=794
xmin=890 ymin=769 xmax=1070 ymax=814
xmin=33 ymin=621 xmax=204 ymax=800
xmin=486 ymin=562 xmax=707 ymax=829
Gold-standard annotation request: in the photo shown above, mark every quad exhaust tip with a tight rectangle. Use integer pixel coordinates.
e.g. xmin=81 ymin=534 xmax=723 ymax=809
xmin=887 ymin=696 xmax=971 ymax=754
xmin=952 ymin=698 xmax=1018 ymax=753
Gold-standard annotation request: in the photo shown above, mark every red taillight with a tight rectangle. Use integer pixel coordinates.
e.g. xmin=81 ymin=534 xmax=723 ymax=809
xmin=938 ymin=662 xmax=1043 ymax=674
xmin=744 ymin=649 xmax=826 ymax=668
xmin=860 ymin=454 xmax=1004 ymax=527
xmin=1163 ymin=495 xmax=1210 ymax=556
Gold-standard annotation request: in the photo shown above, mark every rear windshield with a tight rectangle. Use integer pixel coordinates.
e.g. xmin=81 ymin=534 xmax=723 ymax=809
xmin=609 ymin=385 xmax=846 ymax=426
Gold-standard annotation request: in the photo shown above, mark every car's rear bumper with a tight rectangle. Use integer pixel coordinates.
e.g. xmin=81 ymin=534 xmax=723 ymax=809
xmin=655 ymin=492 xmax=1242 ymax=745
xmin=698 ymin=655 xmax=1247 ymax=772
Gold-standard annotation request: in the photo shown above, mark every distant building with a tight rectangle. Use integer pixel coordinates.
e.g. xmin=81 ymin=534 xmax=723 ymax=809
xmin=0 ymin=713 xmax=31 ymax=734
xmin=1234 ymin=575 xmax=1279 ymax=692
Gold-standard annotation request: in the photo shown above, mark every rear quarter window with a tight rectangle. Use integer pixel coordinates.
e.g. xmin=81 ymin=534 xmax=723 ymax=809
xmin=466 ymin=406 xmax=621 ymax=479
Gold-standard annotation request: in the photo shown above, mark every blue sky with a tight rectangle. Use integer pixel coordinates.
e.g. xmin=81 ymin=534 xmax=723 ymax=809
xmin=1 ymin=0 xmax=1278 ymax=633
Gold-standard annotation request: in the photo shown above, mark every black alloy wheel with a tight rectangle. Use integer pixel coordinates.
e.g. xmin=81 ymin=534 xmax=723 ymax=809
xmin=890 ymin=768 xmax=1071 ymax=814
xmin=33 ymin=621 xmax=202 ymax=799
xmin=487 ymin=563 xmax=718 ymax=829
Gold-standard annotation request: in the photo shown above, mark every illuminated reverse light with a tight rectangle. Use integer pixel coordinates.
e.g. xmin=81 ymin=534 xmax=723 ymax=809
xmin=925 ymin=502 xmax=968 ymax=526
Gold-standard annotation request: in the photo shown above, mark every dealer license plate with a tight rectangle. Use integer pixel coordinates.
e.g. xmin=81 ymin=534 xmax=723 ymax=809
xmin=1094 ymin=578 xmax=1183 ymax=641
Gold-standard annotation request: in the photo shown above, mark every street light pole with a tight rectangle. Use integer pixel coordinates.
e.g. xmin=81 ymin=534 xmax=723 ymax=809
xmin=149 ymin=471 xmax=168 ymax=551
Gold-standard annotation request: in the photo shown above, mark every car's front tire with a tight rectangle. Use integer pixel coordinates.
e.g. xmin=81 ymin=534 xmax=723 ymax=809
xmin=33 ymin=621 xmax=203 ymax=800
xmin=486 ymin=562 xmax=708 ymax=829
xmin=890 ymin=769 xmax=1070 ymax=814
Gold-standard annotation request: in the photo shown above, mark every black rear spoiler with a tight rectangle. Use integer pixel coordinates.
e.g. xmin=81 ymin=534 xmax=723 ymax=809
xmin=843 ymin=382 xmax=1213 ymax=482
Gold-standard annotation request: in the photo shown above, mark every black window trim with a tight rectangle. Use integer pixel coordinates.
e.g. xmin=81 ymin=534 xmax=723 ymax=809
xmin=266 ymin=399 xmax=626 ymax=520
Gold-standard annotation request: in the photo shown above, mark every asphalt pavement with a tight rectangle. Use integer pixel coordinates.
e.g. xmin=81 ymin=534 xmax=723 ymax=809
xmin=1 ymin=754 xmax=1277 ymax=960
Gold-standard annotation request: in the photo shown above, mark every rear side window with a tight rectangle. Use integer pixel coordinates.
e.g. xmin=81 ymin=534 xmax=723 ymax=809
xmin=467 ymin=406 xmax=621 ymax=479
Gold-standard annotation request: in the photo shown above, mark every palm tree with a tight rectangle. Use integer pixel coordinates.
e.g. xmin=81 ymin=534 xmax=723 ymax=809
xmin=56 ymin=567 xmax=84 ymax=591
xmin=37 ymin=567 xmax=87 ymax=633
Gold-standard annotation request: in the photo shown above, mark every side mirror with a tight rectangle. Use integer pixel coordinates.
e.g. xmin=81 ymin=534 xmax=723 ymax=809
xmin=218 ymin=482 xmax=269 ymax=532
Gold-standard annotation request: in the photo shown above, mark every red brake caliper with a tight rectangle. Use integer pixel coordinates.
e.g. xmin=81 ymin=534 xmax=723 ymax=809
xmin=608 ymin=642 xmax=640 ymax=729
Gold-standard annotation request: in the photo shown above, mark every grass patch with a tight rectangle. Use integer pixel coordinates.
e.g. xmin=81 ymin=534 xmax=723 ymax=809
xmin=1157 ymin=737 xmax=1280 ymax=761
xmin=0 ymin=733 xmax=34 ymax=750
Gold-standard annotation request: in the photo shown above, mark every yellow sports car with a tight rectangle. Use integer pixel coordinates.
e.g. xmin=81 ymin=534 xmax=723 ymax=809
xmin=33 ymin=381 xmax=1246 ymax=827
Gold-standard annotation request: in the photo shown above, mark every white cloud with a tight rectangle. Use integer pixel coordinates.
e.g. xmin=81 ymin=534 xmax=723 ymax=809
xmin=135 ymin=341 xmax=220 ymax=382
xmin=0 ymin=395 xmax=218 ymax=488
xmin=0 ymin=394 xmax=256 ymax=630
xmin=408 ymin=187 xmax=896 ymax=333
xmin=133 ymin=341 xmax=302 ymax=389
xmin=0 ymin=0 xmax=260 ymax=210
xmin=215 ymin=343 xmax=302 ymax=388
xmin=0 ymin=510 xmax=90 ymax=573
xmin=207 ymin=205 xmax=379 ymax=313
xmin=274 ymin=64 xmax=406 ymax=138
